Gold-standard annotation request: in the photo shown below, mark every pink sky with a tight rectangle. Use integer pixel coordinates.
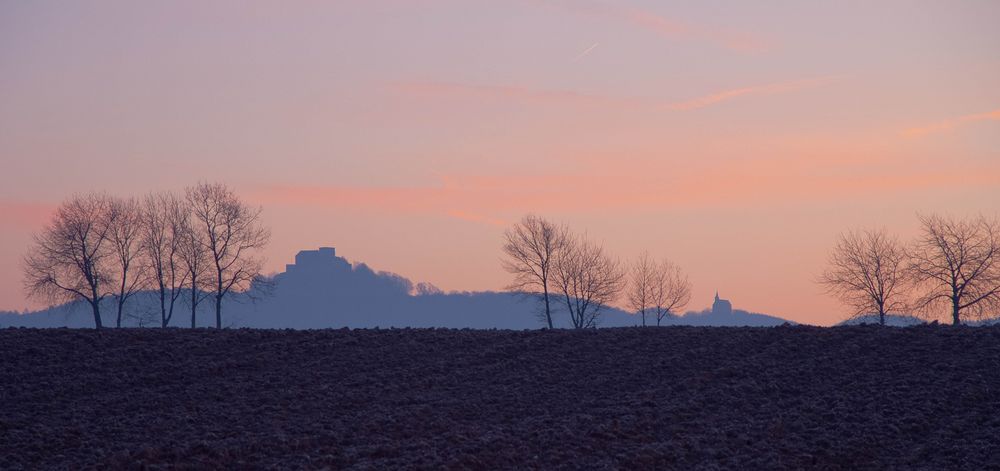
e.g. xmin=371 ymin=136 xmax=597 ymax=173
xmin=1 ymin=1 xmax=999 ymax=324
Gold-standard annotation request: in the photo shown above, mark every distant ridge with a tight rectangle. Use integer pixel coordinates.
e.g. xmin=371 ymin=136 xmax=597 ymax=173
xmin=667 ymin=308 xmax=794 ymax=327
xmin=2 ymin=248 xmax=796 ymax=329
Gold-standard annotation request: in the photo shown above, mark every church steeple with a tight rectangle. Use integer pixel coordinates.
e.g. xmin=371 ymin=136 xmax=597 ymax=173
xmin=715 ymin=291 xmax=720 ymax=302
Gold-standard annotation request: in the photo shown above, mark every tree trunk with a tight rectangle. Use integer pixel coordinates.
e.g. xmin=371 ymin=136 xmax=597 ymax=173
xmin=641 ymin=310 xmax=646 ymax=327
xmin=165 ymin=294 xmax=175 ymax=328
xmin=90 ymin=283 xmax=103 ymax=329
xmin=91 ymin=301 xmax=103 ymax=330
xmin=116 ymin=297 xmax=124 ymax=328
xmin=215 ymin=270 xmax=224 ymax=329
xmin=191 ymin=287 xmax=198 ymax=328
xmin=117 ymin=269 xmax=128 ymax=327
xmin=542 ymin=289 xmax=553 ymax=329
xmin=159 ymin=287 xmax=167 ymax=328
xmin=952 ymin=297 xmax=961 ymax=325
xmin=215 ymin=295 xmax=223 ymax=329
xmin=563 ymin=296 xmax=576 ymax=329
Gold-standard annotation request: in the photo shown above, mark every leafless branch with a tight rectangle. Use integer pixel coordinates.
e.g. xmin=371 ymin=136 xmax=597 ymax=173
xmin=552 ymin=234 xmax=624 ymax=329
xmin=626 ymin=251 xmax=656 ymax=326
xmin=908 ymin=214 xmax=1000 ymax=324
xmin=501 ymin=214 xmax=570 ymax=328
xmin=21 ymin=193 xmax=115 ymax=329
xmin=651 ymin=259 xmax=691 ymax=326
xmin=819 ymin=229 xmax=909 ymax=325
xmin=186 ymin=182 xmax=271 ymax=328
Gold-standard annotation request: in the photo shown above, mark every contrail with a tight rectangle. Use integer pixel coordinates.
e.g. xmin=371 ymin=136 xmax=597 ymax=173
xmin=572 ymin=42 xmax=599 ymax=62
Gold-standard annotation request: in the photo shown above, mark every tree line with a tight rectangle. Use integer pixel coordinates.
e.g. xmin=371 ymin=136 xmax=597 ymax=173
xmin=22 ymin=183 xmax=270 ymax=329
xmin=820 ymin=214 xmax=1000 ymax=325
xmin=502 ymin=214 xmax=691 ymax=328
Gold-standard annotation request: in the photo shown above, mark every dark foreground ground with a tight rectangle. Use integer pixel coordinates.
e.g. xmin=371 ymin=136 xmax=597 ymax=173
xmin=1 ymin=326 xmax=999 ymax=470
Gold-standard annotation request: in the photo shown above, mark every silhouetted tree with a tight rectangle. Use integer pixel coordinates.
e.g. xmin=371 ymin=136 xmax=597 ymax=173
xmin=177 ymin=213 xmax=211 ymax=328
xmin=186 ymin=183 xmax=271 ymax=328
xmin=141 ymin=192 xmax=186 ymax=328
xmin=502 ymin=215 xmax=570 ymax=329
xmin=553 ymin=234 xmax=624 ymax=329
xmin=652 ymin=259 xmax=691 ymax=326
xmin=909 ymin=214 xmax=1000 ymax=325
xmin=627 ymin=251 xmax=656 ymax=326
xmin=107 ymin=196 xmax=148 ymax=328
xmin=414 ymin=282 xmax=443 ymax=296
xmin=22 ymin=194 xmax=114 ymax=329
xmin=819 ymin=229 xmax=909 ymax=326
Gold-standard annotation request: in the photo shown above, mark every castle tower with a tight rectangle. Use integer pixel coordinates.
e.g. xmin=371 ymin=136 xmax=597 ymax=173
xmin=284 ymin=247 xmax=350 ymax=276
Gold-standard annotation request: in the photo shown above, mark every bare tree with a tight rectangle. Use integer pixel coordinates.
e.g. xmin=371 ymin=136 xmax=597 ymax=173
xmin=141 ymin=192 xmax=187 ymax=328
xmin=552 ymin=234 xmax=624 ymax=329
xmin=414 ymin=282 xmax=443 ymax=296
xmin=909 ymin=214 xmax=1000 ymax=325
xmin=22 ymin=194 xmax=114 ymax=329
xmin=626 ymin=251 xmax=656 ymax=326
xmin=502 ymin=214 xmax=570 ymax=329
xmin=819 ymin=229 xmax=909 ymax=326
xmin=177 ymin=214 xmax=211 ymax=328
xmin=106 ymin=196 xmax=148 ymax=328
xmin=652 ymin=259 xmax=691 ymax=326
xmin=186 ymin=183 xmax=271 ymax=328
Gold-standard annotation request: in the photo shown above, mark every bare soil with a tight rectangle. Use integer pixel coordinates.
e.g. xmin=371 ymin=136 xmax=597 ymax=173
xmin=1 ymin=326 xmax=999 ymax=470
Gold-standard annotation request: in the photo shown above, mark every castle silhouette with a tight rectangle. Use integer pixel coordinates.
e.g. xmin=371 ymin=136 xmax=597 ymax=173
xmin=282 ymin=247 xmax=350 ymax=278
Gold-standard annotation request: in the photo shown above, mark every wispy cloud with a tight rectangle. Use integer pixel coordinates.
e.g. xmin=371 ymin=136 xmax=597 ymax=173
xmin=529 ymin=0 xmax=771 ymax=53
xmin=391 ymin=75 xmax=841 ymax=111
xmin=903 ymin=109 xmax=1000 ymax=137
xmin=666 ymin=76 xmax=842 ymax=111
xmin=572 ymin=42 xmax=600 ymax=62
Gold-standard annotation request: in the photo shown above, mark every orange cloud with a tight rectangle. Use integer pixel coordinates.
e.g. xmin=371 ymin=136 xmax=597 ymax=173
xmin=903 ymin=109 xmax=1000 ymax=137
xmin=253 ymin=156 xmax=999 ymax=224
xmin=0 ymin=200 xmax=55 ymax=230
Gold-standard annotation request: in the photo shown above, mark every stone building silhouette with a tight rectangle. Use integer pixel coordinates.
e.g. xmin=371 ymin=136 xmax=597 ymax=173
xmin=712 ymin=291 xmax=733 ymax=316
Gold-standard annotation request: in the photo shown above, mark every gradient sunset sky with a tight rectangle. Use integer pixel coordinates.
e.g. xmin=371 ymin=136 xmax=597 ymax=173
xmin=2 ymin=1 xmax=999 ymax=325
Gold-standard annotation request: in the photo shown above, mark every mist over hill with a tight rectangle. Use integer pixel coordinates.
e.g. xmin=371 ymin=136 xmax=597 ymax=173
xmin=1 ymin=247 xmax=793 ymax=329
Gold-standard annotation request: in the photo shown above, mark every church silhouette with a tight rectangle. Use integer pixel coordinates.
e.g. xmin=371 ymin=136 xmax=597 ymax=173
xmin=712 ymin=292 xmax=733 ymax=316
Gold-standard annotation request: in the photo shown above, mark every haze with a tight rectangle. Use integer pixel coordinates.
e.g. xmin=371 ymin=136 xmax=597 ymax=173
xmin=2 ymin=0 xmax=999 ymax=325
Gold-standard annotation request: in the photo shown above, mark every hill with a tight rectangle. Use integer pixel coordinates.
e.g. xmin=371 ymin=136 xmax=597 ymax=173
xmin=1 ymin=247 xmax=794 ymax=329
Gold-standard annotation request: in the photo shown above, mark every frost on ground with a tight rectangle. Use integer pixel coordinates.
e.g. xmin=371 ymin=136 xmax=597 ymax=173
xmin=1 ymin=326 xmax=999 ymax=469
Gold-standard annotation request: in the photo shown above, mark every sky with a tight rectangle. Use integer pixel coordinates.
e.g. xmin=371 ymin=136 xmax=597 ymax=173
xmin=1 ymin=0 xmax=999 ymax=325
